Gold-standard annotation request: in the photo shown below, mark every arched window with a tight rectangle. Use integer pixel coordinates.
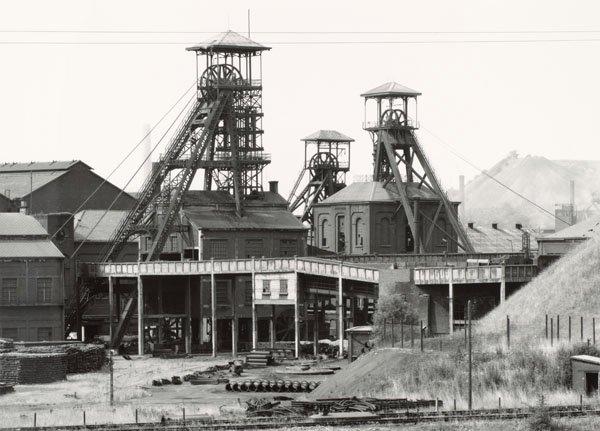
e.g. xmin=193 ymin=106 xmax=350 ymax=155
xmin=380 ymin=217 xmax=391 ymax=246
xmin=337 ymin=215 xmax=346 ymax=253
xmin=355 ymin=217 xmax=364 ymax=247
xmin=320 ymin=218 xmax=329 ymax=247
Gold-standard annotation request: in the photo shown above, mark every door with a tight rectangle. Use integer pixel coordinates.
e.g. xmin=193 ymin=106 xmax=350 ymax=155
xmin=217 ymin=319 xmax=232 ymax=351
xmin=586 ymin=372 xmax=598 ymax=396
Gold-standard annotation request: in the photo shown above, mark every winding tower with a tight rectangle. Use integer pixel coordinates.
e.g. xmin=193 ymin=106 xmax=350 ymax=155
xmin=287 ymin=130 xmax=353 ymax=241
xmin=104 ymin=31 xmax=271 ymax=262
xmin=362 ymin=82 xmax=474 ymax=253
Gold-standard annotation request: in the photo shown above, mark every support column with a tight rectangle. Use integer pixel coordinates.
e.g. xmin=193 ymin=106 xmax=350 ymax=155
xmin=231 ymin=281 xmax=237 ymax=358
xmin=294 ymin=257 xmax=300 ymax=359
xmin=269 ymin=305 xmax=275 ymax=349
xmin=185 ymin=276 xmax=192 ymax=354
xmin=211 ymin=259 xmax=217 ymax=357
xmin=500 ymin=264 xmax=506 ymax=305
xmin=448 ymin=270 xmax=454 ymax=334
xmin=157 ymin=279 xmax=164 ymax=345
xmin=198 ymin=276 xmax=203 ymax=352
xmin=137 ymin=275 xmax=144 ymax=356
xmin=338 ymin=261 xmax=344 ymax=357
xmin=313 ymin=297 xmax=318 ymax=357
xmin=251 ymin=258 xmax=257 ymax=351
xmin=108 ymin=276 xmax=114 ymax=346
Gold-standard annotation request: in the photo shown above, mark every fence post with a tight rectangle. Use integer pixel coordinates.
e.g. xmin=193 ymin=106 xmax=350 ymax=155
xmin=581 ymin=316 xmax=584 ymax=341
xmin=453 ymin=398 xmax=456 ymax=411
xmin=33 ymin=413 xmax=36 ymax=428
xmin=410 ymin=323 xmax=414 ymax=348
xmin=135 ymin=409 xmax=138 ymax=424
xmin=83 ymin=411 xmax=86 ymax=426
xmin=557 ymin=315 xmax=560 ymax=340
xmin=550 ymin=317 xmax=554 ymax=347
xmin=506 ymin=315 xmax=510 ymax=349
xmin=498 ymin=397 xmax=501 ymax=410
xmin=383 ymin=318 xmax=387 ymax=346
xmin=569 ymin=316 xmax=572 ymax=342
xmin=467 ymin=300 xmax=472 ymax=412
xmin=391 ymin=318 xmax=395 ymax=348
xmin=594 ymin=318 xmax=596 ymax=345
xmin=183 ymin=407 xmax=186 ymax=424
xmin=401 ymin=322 xmax=404 ymax=348
xmin=545 ymin=314 xmax=548 ymax=339
xmin=420 ymin=320 xmax=424 ymax=352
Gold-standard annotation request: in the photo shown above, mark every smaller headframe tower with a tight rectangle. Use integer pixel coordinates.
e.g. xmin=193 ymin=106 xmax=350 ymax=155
xmin=362 ymin=82 xmax=474 ymax=253
xmin=288 ymin=130 xmax=353 ymax=238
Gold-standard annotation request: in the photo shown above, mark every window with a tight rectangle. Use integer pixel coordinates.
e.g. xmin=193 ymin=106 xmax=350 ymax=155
xmin=355 ymin=217 xmax=364 ymax=248
xmin=244 ymin=280 xmax=253 ymax=305
xmin=320 ymin=219 xmax=329 ymax=247
xmin=405 ymin=225 xmax=414 ymax=252
xmin=210 ymin=239 xmax=228 ymax=259
xmin=262 ymin=280 xmax=271 ymax=298
xmin=216 ymin=280 xmax=229 ymax=305
xmin=279 ymin=279 xmax=288 ymax=299
xmin=36 ymin=278 xmax=53 ymax=303
xmin=279 ymin=239 xmax=297 ymax=256
xmin=1 ymin=278 xmax=17 ymax=305
xmin=37 ymin=327 xmax=52 ymax=341
xmin=169 ymin=235 xmax=178 ymax=251
xmin=337 ymin=215 xmax=346 ymax=253
xmin=1 ymin=328 xmax=18 ymax=339
xmin=245 ymin=239 xmax=264 ymax=258
xmin=380 ymin=217 xmax=392 ymax=247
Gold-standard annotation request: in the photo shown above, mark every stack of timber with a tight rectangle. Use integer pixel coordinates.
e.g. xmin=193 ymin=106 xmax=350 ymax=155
xmin=15 ymin=343 xmax=105 ymax=374
xmin=0 ymin=382 xmax=14 ymax=395
xmin=246 ymin=350 xmax=274 ymax=367
xmin=0 ymin=352 xmax=67 ymax=384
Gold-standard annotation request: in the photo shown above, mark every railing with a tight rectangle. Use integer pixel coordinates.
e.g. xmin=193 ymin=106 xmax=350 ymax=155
xmin=413 ymin=264 xmax=537 ymax=285
xmin=362 ymin=118 xmax=420 ymax=130
xmin=80 ymin=257 xmax=379 ymax=283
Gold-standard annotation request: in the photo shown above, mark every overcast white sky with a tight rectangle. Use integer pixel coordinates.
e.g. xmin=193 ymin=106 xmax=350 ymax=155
xmin=0 ymin=0 xmax=599 ymax=197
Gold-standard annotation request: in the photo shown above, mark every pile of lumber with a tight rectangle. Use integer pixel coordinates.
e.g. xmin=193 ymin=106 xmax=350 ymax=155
xmin=0 ymin=352 xmax=67 ymax=384
xmin=16 ymin=343 xmax=105 ymax=374
xmin=246 ymin=350 xmax=274 ymax=367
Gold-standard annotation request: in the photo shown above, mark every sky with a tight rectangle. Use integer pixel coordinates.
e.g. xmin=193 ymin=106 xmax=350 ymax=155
xmin=0 ymin=0 xmax=599 ymax=199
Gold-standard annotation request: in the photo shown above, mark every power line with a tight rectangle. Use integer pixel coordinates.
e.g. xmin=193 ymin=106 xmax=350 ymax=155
xmin=1 ymin=29 xmax=600 ymax=34
xmin=51 ymin=80 xmax=195 ymax=241
xmin=420 ymin=127 xmax=571 ymax=226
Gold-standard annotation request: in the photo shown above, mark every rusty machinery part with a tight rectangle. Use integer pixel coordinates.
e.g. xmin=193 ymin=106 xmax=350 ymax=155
xmin=380 ymin=108 xmax=407 ymax=126
xmin=199 ymin=64 xmax=243 ymax=101
xmin=308 ymin=152 xmax=339 ymax=179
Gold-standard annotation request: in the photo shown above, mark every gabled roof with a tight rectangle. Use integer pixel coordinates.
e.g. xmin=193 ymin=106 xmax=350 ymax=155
xmin=74 ymin=210 xmax=129 ymax=242
xmin=0 ymin=213 xmax=48 ymax=236
xmin=186 ymin=30 xmax=270 ymax=53
xmin=539 ymin=215 xmax=600 ymax=241
xmin=316 ymin=181 xmax=444 ymax=205
xmin=184 ymin=207 xmax=306 ymax=231
xmin=301 ymin=130 xmax=354 ymax=143
xmin=184 ymin=190 xmax=288 ymax=208
xmin=0 ymin=240 xmax=63 ymax=258
xmin=0 ymin=160 xmax=90 ymax=173
xmin=361 ymin=82 xmax=421 ymax=98
xmin=465 ymin=224 xmax=539 ymax=253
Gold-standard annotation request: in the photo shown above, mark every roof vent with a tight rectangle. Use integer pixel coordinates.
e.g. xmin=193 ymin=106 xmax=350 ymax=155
xmin=269 ymin=181 xmax=279 ymax=194
xmin=492 ymin=223 xmax=498 ymax=229
xmin=515 ymin=223 xmax=523 ymax=230
xmin=468 ymin=222 xmax=474 ymax=229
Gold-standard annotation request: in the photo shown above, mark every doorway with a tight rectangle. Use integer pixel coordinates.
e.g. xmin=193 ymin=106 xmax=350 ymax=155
xmin=585 ymin=372 xmax=598 ymax=396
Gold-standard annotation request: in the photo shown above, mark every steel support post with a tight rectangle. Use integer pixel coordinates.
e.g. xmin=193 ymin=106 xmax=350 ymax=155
xmin=448 ymin=272 xmax=454 ymax=334
xmin=211 ymin=259 xmax=217 ymax=357
xmin=185 ymin=276 xmax=192 ymax=354
xmin=137 ymin=274 xmax=144 ymax=356
xmin=500 ymin=265 xmax=506 ymax=304
xmin=338 ymin=261 xmax=344 ymax=357
xmin=294 ymin=256 xmax=300 ymax=359
xmin=251 ymin=258 xmax=257 ymax=350
xmin=108 ymin=276 xmax=114 ymax=346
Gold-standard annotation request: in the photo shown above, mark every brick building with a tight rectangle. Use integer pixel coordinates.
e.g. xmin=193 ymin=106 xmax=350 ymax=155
xmin=0 ymin=213 xmax=65 ymax=341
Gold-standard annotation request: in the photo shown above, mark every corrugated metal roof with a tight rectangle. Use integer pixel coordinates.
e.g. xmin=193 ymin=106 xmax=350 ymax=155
xmin=184 ymin=208 xmax=305 ymax=231
xmin=0 ymin=213 xmax=48 ymax=236
xmin=184 ymin=190 xmax=288 ymax=208
xmin=74 ymin=210 xmax=129 ymax=242
xmin=0 ymin=160 xmax=89 ymax=173
xmin=0 ymin=240 xmax=63 ymax=258
xmin=317 ymin=181 xmax=442 ymax=205
xmin=539 ymin=215 xmax=600 ymax=240
xmin=301 ymin=130 xmax=354 ymax=143
xmin=361 ymin=82 xmax=421 ymax=98
xmin=186 ymin=30 xmax=270 ymax=53
xmin=571 ymin=355 xmax=600 ymax=366
xmin=0 ymin=170 xmax=69 ymax=198
xmin=465 ymin=224 xmax=539 ymax=253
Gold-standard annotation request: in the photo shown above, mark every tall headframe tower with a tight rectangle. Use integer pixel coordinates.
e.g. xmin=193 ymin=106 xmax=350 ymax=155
xmin=105 ymin=31 xmax=271 ymax=262
xmin=288 ymin=130 xmax=353 ymax=238
xmin=361 ymin=82 xmax=474 ymax=253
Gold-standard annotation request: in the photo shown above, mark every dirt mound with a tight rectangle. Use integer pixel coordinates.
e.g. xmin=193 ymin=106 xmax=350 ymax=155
xmin=478 ymin=234 xmax=600 ymax=341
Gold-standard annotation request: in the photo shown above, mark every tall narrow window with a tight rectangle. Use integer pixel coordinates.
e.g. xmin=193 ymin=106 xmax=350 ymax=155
xmin=36 ymin=278 xmax=52 ymax=303
xmin=355 ymin=217 xmax=364 ymax=248
xmin=1 ymin=278 xmax=17 ymax=305
xmin=279 ymin=279 xmax=288 ymax=299
xmin=262 ymin=280 xmax=271 ymax=298
xmin=380 ymin=218 xmax=391 ymax=246
xmin=337 ymin=215 xmax=346 ymax=253
xmin=320 ymin=219 xmax=329 ymax=247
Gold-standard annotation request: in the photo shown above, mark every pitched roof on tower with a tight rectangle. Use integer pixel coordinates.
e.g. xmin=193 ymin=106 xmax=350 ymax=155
xmin=361 ymin=82 xmax=421 ymax=98
xmin=301 ymin=130 xmax=354 ymax=142
xmin=186 ymin=30 xmax=271 ymax=53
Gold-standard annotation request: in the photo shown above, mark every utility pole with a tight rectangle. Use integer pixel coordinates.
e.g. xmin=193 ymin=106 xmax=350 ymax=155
xmin=467 ymin=300 xmax=472 ymax=412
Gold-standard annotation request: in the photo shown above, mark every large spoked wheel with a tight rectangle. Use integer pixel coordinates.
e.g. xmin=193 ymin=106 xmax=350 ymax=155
xmin=199 ymin=64 xmax=242 ymax=100
xmin=309 ymin=152 xmax=339 ymax=180
xmin=380 ymin=109 xmax=407 ymax=126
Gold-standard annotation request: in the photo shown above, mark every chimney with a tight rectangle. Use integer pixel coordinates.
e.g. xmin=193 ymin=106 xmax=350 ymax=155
xmin=19 ymin=199 xmax=28 ymax=215
xmin=268 ymin=181 xmax=279 ymax=194
xmin=515 ymin=223 xmax=522 ymax=230
xmin=467 ymin=222 xmax=474 ymax=229
xmin=492 ymin=223 xmax=498 ymax=229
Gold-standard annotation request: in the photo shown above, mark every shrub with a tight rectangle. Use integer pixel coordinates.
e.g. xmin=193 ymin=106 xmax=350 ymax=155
xmin=372 ymin=293 xmax=418 ymax=335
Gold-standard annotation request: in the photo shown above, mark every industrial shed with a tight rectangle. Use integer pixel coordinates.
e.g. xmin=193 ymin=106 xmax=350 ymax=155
xmin=0 ymin=213 xmax=65 ymax=341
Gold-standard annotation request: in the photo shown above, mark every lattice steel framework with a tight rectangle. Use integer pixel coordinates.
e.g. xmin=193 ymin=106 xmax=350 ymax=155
xmin=362 ymin=83 xmax=474 ymax=253
xmin=288 ymin=131 xmax=353 ymax=241
xmin=103 ymin=32 xmax=271 ymax=262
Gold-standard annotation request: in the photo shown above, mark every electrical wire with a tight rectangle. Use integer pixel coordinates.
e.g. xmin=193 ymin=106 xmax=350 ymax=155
xmin=1 ymin=29 xmax=600 ymax=34
xmin=420 ymin=126 xmax=572 ymax=226
xmin=70 ymin=93 xmax=196 ymax=258
xmin=49 ymin=80 xmax=196 ymax=241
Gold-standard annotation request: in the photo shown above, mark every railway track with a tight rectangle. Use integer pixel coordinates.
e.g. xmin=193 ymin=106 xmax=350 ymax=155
xmin=6 ymin=404 xmax=600 ymax=430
